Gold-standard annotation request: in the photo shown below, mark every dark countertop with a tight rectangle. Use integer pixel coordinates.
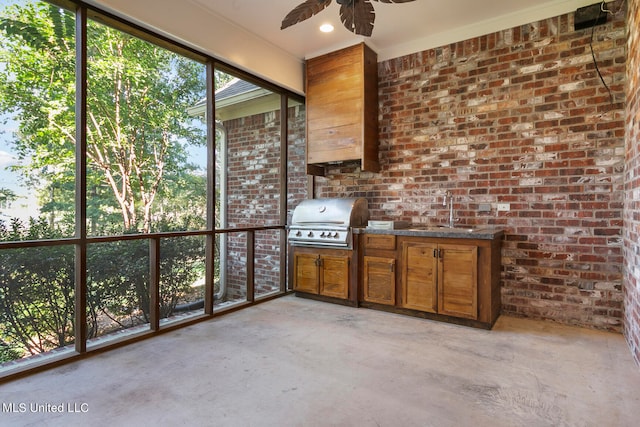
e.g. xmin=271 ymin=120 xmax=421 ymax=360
xmin=354 ymin=226 xmax=505 ymax=240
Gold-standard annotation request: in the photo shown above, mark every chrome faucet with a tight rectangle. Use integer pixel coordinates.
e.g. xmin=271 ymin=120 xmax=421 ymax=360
xmin=443 ymin=190 xmax=455 ymax=228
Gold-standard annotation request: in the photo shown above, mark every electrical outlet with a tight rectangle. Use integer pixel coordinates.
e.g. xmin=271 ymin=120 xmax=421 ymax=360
xmin=496 ymin=203 xmax=510 ymax=212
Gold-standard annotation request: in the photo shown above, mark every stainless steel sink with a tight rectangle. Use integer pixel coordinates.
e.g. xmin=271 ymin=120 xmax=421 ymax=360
xmin=409 ymin=225 xmax=478 ymax=233
xmin=438 ymin=226 xmax=477 ymax=232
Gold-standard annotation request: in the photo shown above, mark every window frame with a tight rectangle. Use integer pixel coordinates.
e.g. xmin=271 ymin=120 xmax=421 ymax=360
xmin=0 ymin=0 xmax=305 ymax=382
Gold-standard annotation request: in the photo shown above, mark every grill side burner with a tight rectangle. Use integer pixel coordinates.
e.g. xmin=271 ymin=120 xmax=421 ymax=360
xmin=287 ymin=198 xmax=369 ymax=249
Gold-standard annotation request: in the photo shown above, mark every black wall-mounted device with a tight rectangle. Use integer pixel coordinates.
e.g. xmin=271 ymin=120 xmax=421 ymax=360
xmin=575 ymin=2 xmax=608 ymax=30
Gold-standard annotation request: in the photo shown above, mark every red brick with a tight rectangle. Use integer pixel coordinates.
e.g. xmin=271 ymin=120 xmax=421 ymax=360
xmin=316 ymin=0 xmax=629 ymax=333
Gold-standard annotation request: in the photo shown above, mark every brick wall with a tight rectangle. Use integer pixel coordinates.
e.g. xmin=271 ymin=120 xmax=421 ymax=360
xmin=224 ymin=111 xmax=282 ymax=299
xmin=315 ymin=1 xmax=627 ymax=331
xmin=624 ymin=0 xmax=640 ymax=365
xmin=223 ymin=105 xmax=307 ymax=299
xmin=287 ymin=103 xmax=309 ymax=222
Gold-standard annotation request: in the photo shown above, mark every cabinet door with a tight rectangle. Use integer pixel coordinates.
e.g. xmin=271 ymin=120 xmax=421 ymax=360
xmin=363 ymin=256 xmax=396 ymax=305
xmin=401 ymin=242 xmax=438 ymax=312
xmin=319 ymin=255 xmax=350 ymax=299
xmin=293 ymin=253 xmax=319 ymax=294
xmin=438 ymin=244 xmax=478 ymax=320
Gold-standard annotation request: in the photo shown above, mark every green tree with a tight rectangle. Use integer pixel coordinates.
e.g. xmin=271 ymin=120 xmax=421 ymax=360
xmin=0 ymin=215 xmax=205 ymax=362
xmin=0 ymin=1 xmax=207 ymax=233
xmin=0 ymin=218 xmax=75 ymax=360
xmin=0 ymin=2 xmax=76 ymax=226
xmin=86 ymin=231 xmax=204 ymax=335
xmin=0 ymin=188 xmax=17 ymax=214
xmin=0 ymin=1 xmax=208 ymax=362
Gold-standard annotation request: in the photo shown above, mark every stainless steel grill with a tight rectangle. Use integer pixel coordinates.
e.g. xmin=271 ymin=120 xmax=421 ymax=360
xmin=288 ymin=198 xmax=369 ymax=248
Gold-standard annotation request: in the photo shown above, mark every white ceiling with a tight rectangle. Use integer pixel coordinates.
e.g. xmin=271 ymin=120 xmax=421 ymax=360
xmin=187 ymin=0 xmax=602 ymax=61
xmin=87 ymin=0 xmax=605 ymax=93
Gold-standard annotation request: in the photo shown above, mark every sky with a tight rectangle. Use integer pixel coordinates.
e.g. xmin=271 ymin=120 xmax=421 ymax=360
xmin=0 ymin=1 xmax=45 ymax=221
xmin=0 ymin=115 xmax=40 ymax=222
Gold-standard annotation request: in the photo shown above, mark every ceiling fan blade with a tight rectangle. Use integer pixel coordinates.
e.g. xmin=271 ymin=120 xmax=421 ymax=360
xmin=340 ymin=0 xmax=375 ymax=36
xmin=281 ymin=0 xmax=333 ymax=30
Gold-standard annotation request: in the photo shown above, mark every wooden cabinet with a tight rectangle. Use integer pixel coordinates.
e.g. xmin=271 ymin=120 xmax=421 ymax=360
xmin=292 ymin=247 xmax=353 ymax=301
xmin=362 ymin=234 xmax=396 ymax=306
xmin=305 ymin=42 xmax=379 ymax=176
xmin=358 ymin=231 xmax=502 ymax=328
xmin=292 ymin=231 xmax=502 ymax=328
xmin=400 ymin=241 xmax=477 ymax=320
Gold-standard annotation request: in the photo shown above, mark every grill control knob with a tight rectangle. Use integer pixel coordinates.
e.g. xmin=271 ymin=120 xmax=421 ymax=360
xmin=295 ymin=231 xmax=302 ymax=237
xmin=307 ymin=231 xmax=314 ymax=238
xmin=320 ymin=232 xmax=326 ymax=237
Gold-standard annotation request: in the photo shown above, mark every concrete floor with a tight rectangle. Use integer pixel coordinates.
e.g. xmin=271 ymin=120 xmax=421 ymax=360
xmin=1 ymin=295 xmax=639 ymax=427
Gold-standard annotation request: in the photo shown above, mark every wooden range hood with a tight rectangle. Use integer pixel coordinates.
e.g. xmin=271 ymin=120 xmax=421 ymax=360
xmin=305 ymin=43 xmax=379 ymax=176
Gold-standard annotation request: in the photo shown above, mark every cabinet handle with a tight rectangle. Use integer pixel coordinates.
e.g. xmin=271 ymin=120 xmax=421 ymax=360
xmin=433 ymin=249 xmax=438 ymax=258
xmin=389 ymin=263 xmax=394 ymax=273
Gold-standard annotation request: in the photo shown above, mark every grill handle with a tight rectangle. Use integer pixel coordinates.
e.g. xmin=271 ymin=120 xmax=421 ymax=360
xmin=294 ymin=220 xmax=345 ymax=224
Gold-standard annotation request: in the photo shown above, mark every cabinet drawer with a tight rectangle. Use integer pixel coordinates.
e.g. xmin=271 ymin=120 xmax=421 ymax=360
xmin=364 ymin=234 xmax=396 ymax=250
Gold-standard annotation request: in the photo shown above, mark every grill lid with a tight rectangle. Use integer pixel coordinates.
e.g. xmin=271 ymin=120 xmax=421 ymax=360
xmin=288 ymin=198 xmax=369 ymax=248
xmin=290 ymin=197 xmax=369 ymax=228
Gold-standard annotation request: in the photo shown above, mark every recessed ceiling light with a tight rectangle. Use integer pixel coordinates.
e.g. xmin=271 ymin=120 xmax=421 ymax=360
xmin=319 ymin=23 xmax=334 ymax=33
